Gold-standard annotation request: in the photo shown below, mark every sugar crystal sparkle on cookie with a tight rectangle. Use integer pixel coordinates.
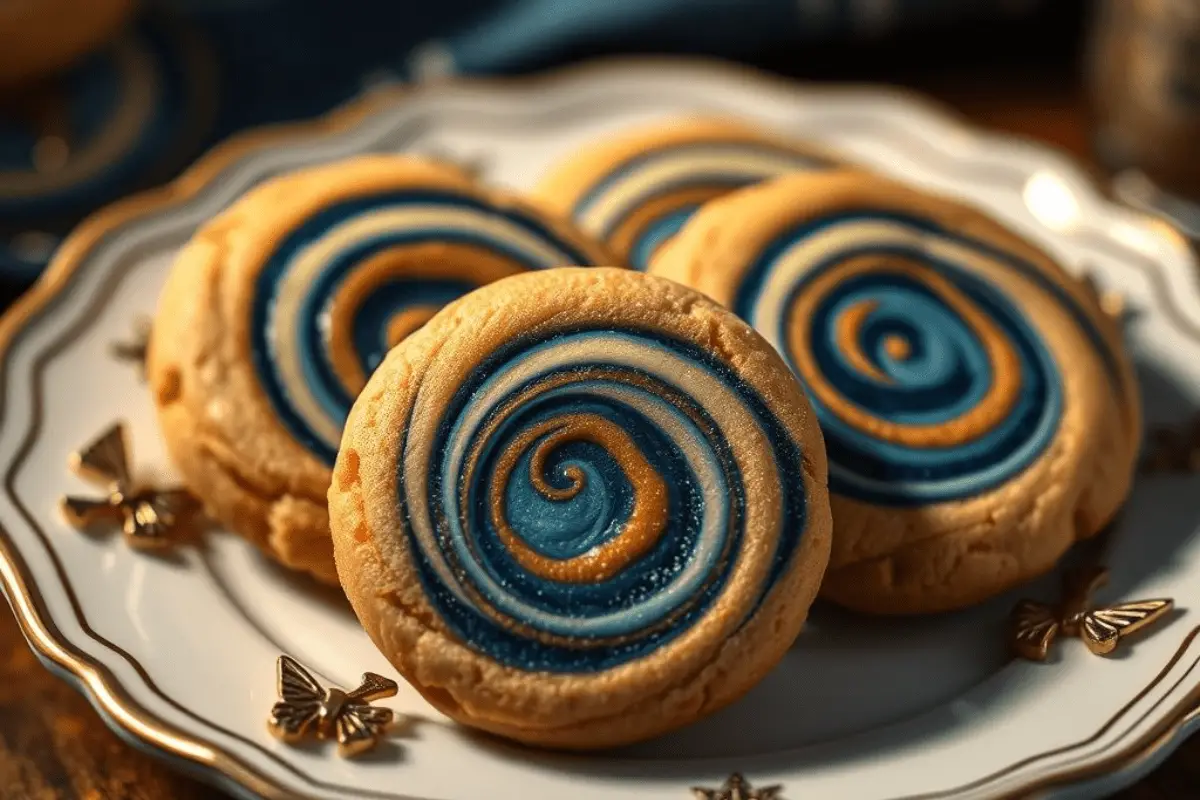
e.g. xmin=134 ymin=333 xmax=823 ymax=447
xmin=650 ymin=171 xmax=1141 ymax=615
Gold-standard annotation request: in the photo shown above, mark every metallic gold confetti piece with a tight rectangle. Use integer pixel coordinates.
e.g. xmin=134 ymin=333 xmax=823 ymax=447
xmin=692 ymin=773 xmax=783 ymax=800
xmin=268 ymin=655 xmax=399 ymax=758
xmin=109 ymin=317 xmax=152 ymax=378
xmin=1010 ymin=566 xmax=1173 ymax=661
xmin=59 ymin=423 xmax=198 ymax=550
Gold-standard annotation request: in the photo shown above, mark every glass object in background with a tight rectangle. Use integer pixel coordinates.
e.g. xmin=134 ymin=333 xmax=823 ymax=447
xmin=1088 ymin=0 xmax=1200 ymax=238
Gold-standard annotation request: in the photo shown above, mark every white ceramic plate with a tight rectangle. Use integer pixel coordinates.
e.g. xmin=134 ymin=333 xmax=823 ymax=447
xmin=2 ymin=59 xmax=1199 ymax=800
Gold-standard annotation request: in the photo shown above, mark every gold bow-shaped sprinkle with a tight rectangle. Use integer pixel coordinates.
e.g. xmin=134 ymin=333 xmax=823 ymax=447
xmin=59 ymin=423 xmax=198 ymax=550
xmin=268 ymin=655 xmax=399 ymax=758
xmin=1010 ymin=566 xmax=1173 ymax=661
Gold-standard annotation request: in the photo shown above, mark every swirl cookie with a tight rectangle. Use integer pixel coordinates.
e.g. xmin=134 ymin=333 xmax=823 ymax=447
xmin=650 ymin=172 xmax=1140 ymax=615
xmin=149 ymin=156 xmax=616 ymax=584
xmin=329 ymin=268 xmax=832 ymax=748
xmin=534 ymin=118 xmax=839 ymax=270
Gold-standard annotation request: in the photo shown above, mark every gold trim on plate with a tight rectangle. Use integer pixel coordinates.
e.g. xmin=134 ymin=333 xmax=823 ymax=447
xmin=0 ymin=56 xmax=1195 ymax=800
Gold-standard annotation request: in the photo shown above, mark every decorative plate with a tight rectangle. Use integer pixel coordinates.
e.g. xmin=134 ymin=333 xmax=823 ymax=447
xmin=1 ymin=59 xmax=1198 ymax=800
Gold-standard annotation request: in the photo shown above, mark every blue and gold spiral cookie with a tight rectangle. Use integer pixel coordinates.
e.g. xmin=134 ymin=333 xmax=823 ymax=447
xmin=329 ymin=268 xmax=831 ymax=748
xmin=650 ymin=172 xmax=1140 ymax=614
xmin=148 ymin=156 xmax=617 ymax=583
xmin=534 ymin=118 xmax=839 ymax=270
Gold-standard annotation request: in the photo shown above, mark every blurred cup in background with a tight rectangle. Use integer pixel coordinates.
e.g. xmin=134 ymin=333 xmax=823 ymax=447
xmin=1087 ymin=0 xmax=1200 ymax=230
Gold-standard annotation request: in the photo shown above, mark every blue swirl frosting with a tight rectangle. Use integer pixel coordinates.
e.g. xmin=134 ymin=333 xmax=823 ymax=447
xmin=400 ymin=329 xmax=809 ymax=673
xmin=249 ymin=189 xmax=601 ymax=465
xmin=627 ymin=205 xmax=698 ymax=271
xmin=728 ymin=211 xmax=1112 ymax=507
xmin=568 ymin=140 xmax=831 ymax=270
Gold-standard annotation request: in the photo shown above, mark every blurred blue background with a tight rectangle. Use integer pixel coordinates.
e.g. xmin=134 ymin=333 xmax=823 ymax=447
xmin=0 ymin=0 xmax=1079 ymax=287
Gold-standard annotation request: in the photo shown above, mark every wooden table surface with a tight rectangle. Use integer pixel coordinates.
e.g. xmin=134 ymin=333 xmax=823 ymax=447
xmin=1 ymin=50 xmax=1197 ymax=800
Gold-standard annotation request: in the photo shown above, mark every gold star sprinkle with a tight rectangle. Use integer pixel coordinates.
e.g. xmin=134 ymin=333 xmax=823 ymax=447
xmin=692 ymin=773 xmax=783 ymax=800
xmin=1010 ymin=566 xmax=1173 ymax=661
xmin=59 ymin=423 xmax=199 ymax=550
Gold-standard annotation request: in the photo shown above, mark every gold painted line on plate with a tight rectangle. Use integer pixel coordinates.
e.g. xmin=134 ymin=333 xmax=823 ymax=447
xmin=893 ymin=625 xmax=1200 ymax=800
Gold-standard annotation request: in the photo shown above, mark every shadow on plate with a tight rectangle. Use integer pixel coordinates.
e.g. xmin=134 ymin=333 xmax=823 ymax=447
xmin=254 ymin=551 xmax=355 ymax=614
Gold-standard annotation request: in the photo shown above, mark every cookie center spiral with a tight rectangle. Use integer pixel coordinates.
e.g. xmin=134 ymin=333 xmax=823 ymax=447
xmin=488 ymin=414 xmax=668 ymax=583
xmin=882 ymin=334 xmax=912 ymax=361
xmin=732 ymin=212 xmax=1076 ymax=505
xmin=793 ymin=255 xmax=1024 ymax=448
xmin=401 ymin=328 xmax=809 ymax=672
